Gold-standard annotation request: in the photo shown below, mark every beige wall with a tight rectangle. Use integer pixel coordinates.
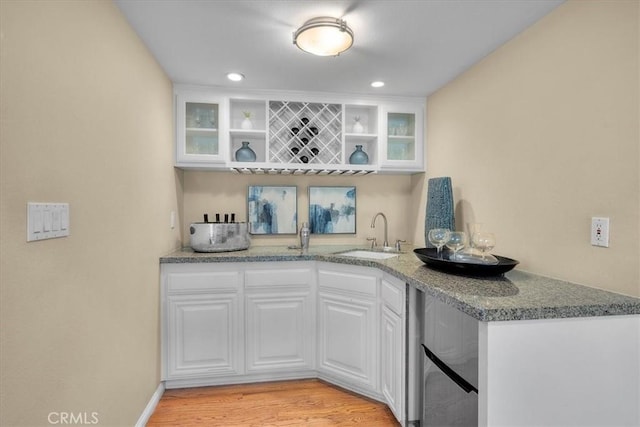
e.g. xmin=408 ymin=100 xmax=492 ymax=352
xmin=412 ymin=0 xmax=639 ymax=297
xmin=183 ymin=172 xmax=416 ymax=247
xmin=0 ymin=1 xmax=181 ymax=426
xmin=1 ymin=0 xmax=637 ymax=425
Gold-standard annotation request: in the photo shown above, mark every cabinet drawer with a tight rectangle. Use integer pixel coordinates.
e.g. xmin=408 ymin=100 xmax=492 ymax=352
xmin=245 ymin=268 xmax=312 ymax=288
xmin=318 ymin=269 xmax=377 ymax=297
xmin=382 ymin=278 xmax=404 ymax=315
xmin=167 ymin=271 xmax=241 ymax=293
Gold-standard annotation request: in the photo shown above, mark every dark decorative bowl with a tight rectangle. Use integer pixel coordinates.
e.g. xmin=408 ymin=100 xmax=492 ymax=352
xmin=413 ymin=248 xmax=519 ymax=277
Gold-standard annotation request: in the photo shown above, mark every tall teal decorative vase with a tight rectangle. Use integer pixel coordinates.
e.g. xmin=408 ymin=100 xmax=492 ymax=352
xmin=425 ymin=177 xmax=455 ymax=247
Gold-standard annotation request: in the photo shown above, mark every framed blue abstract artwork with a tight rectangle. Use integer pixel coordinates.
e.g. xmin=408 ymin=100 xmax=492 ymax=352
xmin=248 ymin=186 xmax=298 ymax=235
xmin=309 ymin=186 xmax=356 ymax=234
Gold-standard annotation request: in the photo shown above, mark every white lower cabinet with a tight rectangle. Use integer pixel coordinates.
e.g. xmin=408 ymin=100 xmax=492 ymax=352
xmin=162 ymin=264 xmax=243 ymax=381
xmin=318 ymin=291 xmax=378 ymax=390
xmin=317 ymin=263 xmax=379 ymax=395
xmin=381 ymin=275 xmax=406 ymax=424
xmin=167 ymin=293 xmax=241 ymax=378
xmin=245 ymin=265 xmax=315 ymax=373
xmin=161 ymin=261 xmax=407 ymax=424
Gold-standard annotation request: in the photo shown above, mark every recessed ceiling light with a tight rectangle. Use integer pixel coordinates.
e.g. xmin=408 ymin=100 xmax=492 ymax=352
xmin=227 ymin=72 xmax=245 ymax=82
xmin=371 ymin=81 xmax=385 ymax=88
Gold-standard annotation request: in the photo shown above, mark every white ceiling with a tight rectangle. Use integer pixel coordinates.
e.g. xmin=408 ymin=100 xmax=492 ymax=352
xmin=114 ymin=0 xmax=564 ymax=98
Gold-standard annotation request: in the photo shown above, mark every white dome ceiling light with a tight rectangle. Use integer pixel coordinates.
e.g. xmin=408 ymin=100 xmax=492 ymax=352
xmin=293 ymin=17 xmax=354 ymax=57
xmin=226 ymin=72 xmax=245 ymax=82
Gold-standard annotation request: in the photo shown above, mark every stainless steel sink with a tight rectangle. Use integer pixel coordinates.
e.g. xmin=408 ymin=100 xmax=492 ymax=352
xmin=338 ymin=250 xmax=400 ymax=260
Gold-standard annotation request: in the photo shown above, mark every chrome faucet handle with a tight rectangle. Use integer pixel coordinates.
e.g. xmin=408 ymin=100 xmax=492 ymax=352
xmin=394 ymin=239 xmax=406 ymax=252
xmin=366 ymin=237 xmax=377 ymax=249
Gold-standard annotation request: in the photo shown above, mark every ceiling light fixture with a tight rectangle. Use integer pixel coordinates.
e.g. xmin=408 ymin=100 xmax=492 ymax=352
xmin=371 ymin=81 xmax=385 ymax=88
xmin=226 ymin=72 xmax=245 ymax=82
xmin=293 ymin=17 xmax=354 ymax=57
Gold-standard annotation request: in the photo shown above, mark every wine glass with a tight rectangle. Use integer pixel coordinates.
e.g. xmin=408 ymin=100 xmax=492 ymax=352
xmin=446 ymin=231 xmax=467 ymax=261
xmin=194 ymin=108 xmax=202 ymax=127
xmin=472 ymin=232 xmax=496 ymax=261
xmin=209 ymin=109 xmax=216 ymax=128
xmin=466 ymin=222 xmax=483 ymax=255
xmin=428 ymin=228 xmax=450 ymax=259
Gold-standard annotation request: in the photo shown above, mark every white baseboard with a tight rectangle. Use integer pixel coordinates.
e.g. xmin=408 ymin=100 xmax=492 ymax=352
xmin=135 ymin=382 xmax=165 ymax=427
xmin=164 ymin=370 xmax=316 ymax=389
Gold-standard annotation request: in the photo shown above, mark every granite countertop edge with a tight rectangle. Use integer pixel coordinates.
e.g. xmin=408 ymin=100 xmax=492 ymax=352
xmin=160 ymin=245 xmax=640 ymax=322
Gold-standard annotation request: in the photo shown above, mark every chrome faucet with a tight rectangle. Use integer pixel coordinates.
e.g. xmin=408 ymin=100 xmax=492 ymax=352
xmin=370 ymin=212 xmax=389 ymax=248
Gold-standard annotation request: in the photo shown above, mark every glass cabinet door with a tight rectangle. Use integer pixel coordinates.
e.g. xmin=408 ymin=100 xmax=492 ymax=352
xmin=185 ymin=102 xmax=218 ymax=155
xmin=176 ymin=94 xmax=226 ymax=165
xmin=381 ymin=105 xmax=424 ymax=171
xmin=387 ymin=112 xmax=416 ymax=161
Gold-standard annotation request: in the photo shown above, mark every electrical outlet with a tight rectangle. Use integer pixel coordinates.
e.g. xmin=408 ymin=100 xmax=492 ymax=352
xmin=591 ymin=217 xmax=609 ymax=247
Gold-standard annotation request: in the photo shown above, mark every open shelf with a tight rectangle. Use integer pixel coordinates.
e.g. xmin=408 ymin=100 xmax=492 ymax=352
xmin=229 ymin=99 xmax=267 ymax=131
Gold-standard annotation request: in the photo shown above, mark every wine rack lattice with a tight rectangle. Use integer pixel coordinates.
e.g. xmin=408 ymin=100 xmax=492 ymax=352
xmin=269 ymin=101 xmax=342 ymax=165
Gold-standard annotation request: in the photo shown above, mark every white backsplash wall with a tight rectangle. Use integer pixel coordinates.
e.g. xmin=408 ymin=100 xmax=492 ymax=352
xmin=183 ymin=171 xmax=418 ymax=248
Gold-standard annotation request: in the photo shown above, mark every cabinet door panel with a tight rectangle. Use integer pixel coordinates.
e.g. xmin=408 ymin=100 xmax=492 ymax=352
xmin=318 ymin=292 xmax=376 ymax=388
xmin=380 ymin=104 xmax=424 ymax=171
xmin=381 ymin=274 xmax=406 ymax=424
xmin=167 ymin=294 xmax=241 ymax=378
xmin=175 ymin=93 xmax=227 ymax=166
xmin=381 ymin=277 xmax=404 ymax=314
xmin=382 ymin=305 xmax=403 ymax=421
xmin=246 ymin=292 xmax=313 ymax=372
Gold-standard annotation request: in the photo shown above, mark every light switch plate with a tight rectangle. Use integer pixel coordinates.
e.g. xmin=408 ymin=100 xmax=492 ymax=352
xmin=27 ymin=202 xmax=70 ymax=242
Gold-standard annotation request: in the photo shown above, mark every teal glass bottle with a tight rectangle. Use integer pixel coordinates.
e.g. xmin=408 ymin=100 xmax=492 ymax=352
xmin=349 ymin=145 xmax=369 ymax=164
xmin=235 ymin=141 xmax=257 ymax=162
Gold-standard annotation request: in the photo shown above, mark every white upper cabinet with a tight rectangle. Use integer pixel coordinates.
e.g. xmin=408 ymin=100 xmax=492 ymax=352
xmin=175 ymin=91 xmax=227 ymax=166
xmin=174 ymin=85 xmax=425 ymax=174
xmin=380 ymin=104 xmax=425 ymax=171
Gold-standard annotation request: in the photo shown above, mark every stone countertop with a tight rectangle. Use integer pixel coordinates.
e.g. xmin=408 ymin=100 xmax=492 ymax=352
xmin=160 ymin=245 xmax=640 ymax=322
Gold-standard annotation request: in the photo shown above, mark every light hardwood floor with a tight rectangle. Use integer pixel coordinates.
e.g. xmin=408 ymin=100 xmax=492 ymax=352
xmin=147 ymin=379 xmax=400 ymax=426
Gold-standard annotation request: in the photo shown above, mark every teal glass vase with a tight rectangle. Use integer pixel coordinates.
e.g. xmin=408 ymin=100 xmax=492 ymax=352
xmin=235 ymin=141 xmax=256 ymax=162
xmin=349 ymin=145 xmax=369 ymax=165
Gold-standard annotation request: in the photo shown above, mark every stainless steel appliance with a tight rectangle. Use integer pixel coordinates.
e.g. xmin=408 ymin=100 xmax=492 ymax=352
xmin=189 ymin=214 xmax=250 ymax=252
xmin=421 ymin=293 xmax=478 ymax=426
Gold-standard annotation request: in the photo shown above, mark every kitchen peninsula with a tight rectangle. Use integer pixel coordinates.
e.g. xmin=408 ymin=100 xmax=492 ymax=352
xmin=160 ymin=245 xmax=640 ymax=427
